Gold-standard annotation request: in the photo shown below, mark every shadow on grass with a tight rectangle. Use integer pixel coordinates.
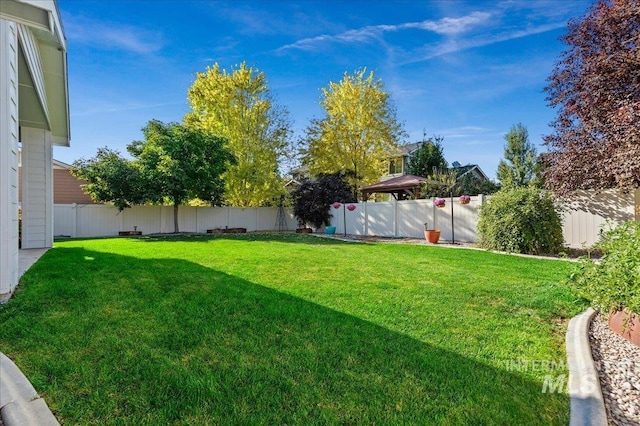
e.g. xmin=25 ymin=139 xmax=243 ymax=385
xmin=1 ymin=247 xmax=569 ymax=425
xmin=138 ymin=232 xmax=353 ymax=245
xmin=57 ymin=233 xmax=352 ymax=246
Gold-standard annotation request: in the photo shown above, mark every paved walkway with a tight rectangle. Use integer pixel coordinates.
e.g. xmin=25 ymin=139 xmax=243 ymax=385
xmin=19 ymin=248 xmax=49 ymax=280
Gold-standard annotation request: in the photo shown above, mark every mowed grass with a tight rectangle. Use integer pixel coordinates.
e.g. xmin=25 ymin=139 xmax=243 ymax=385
xmin=0 ymin=234 xmax=583 ymax=425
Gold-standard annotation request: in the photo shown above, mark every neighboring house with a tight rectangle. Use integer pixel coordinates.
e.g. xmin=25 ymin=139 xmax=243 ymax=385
xmin=384 ymin=142 xmax=421 ymax=180
xmin=383 ymin=143 xmax=491 ymax=184
xmin=1 ymin=0 xmax=69 ymax=299
xmin=18 ymin=156 xmax=95 ymax=205
xmin=449 ymin=161 xmax=490 ymax=182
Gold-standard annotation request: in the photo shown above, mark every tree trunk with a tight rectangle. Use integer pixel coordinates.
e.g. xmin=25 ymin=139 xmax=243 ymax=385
xmin=173 ymin=203 xmax=179 ymax=233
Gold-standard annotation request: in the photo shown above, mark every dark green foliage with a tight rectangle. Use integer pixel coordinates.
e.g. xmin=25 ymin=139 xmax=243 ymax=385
xmin=71 ymin=148 xmax=147 ymax=210
xmin=291 ymin=171 xmax=356 ymax=228
xmin=569 ymin=221 xmax=640 ymax=314
xmin=130 ymin=120 xmax=234 ymax=208
xmin=406 ymin=136 xmax=448 ymax=178
xmin=477 ymin=187 xmax=564 ymax=255
xmin=496 ymin=123 xmax=538 ymax=189
xmin=454 ymin=173 xmax=500 ymax=196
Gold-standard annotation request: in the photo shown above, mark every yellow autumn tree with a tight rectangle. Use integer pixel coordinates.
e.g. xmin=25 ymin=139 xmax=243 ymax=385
xmin=303 ymin=69 xmax=405 ymax=192
xmin=186 ymin=62 xmax=291 ymax=207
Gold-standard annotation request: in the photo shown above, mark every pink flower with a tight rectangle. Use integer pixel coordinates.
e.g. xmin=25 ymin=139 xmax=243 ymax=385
xmin=332 ymin=202 xmax=342 ymax=209
xmin=347 ymin=204 xmax=356 ymax=211
xmin=434 ymin=198 xmax=446 ymax=207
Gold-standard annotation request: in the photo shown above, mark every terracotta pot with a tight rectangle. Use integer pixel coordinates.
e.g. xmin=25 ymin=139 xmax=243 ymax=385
xmin=424 ymin=230 xmax=441 ymax=244
xmin=608 ymin=309 xmax=640 ymax=347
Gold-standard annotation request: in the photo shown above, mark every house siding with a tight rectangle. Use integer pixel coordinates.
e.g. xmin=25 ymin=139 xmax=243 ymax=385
xmin=21 ymin=126 xmax=53 ymax=249
xmin=0 ymin=19 xmax=20 ymax=297
xmin=53 ymin=168 xmax=94 ymax=204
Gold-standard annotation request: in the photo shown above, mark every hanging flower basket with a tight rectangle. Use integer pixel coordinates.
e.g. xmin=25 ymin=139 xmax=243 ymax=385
xmin=459 ymin=195 xmax=471 ymax=205
xmin=347 ymin=204 xmax=356 ymax=211
xmin=434 ymin=198 xmax=446 ymax=208
xmin=332 ymin=202 xmax=342 ymax=209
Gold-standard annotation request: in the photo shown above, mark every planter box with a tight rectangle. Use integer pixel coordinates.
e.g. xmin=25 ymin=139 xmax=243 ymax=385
xmin=119 ymin=231 xmax=142 ymax=236
xmin=608 ymin=309 xmax=640 ymax=347
xmin=296 ymin=228 xmax=313 ymax=234
xmin=207 ymin=228 xmax=247 ymax=234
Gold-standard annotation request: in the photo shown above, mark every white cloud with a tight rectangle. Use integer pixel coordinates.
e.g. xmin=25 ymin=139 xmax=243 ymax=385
xmin=277 ymin=11 xmax=491 ymax=52
xmin=405 ymin=21 xmax=567 ymax=64
xmin=64 ymin=15 xmax=164 ymax=54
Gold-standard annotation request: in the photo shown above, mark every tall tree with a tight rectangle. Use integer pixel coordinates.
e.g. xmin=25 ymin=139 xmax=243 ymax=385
xmin=303 ymin=69 xmax=406 ymax=192
xmin=406 ymin=136 xmax=448 ymax=178
xmin=186 ymin=62 xmax=292 ymax=207
xmin=496 ymin=123 xmax=538 ymax=189
xmin=128 ymin=120 xmax=234 ymax=233
xmin=544 ymin=0 xmax=640 ymax=194
xmin=71 ymin=148 xmax=147 ymax=211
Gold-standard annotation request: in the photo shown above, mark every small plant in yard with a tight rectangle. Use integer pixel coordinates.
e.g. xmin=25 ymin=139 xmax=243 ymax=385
xmin=477 ymin=186 xmax=564 ymax=255
xmin=434 ymin=198 xmax=446 ymax=208
xmin=459 ymin=195 xmax=471 ymax=204
xmin=569 ymin=221 xmax=640 ymax=315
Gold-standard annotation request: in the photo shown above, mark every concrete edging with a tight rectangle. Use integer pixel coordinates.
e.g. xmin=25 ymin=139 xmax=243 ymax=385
xmin=0 ymin=353 xmax=59 ymax=426
xmin=566 ymin=308 xmax=607 ymax=426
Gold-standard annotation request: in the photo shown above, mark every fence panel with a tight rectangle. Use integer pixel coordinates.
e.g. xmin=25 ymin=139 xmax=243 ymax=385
xmin=561 ymin=190 xmax=635 ymax=248
xmin=53 ymin=190 xmax=638 ymax=247
xmin=76 ymin=204 xmax=122 ymax=237
xmin=54 ymin=204 xmax=75 ymax=237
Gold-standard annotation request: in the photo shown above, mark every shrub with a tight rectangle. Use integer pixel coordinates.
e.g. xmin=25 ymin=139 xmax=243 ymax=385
xmin=477 ymin=186 xmax=564 ymax=254
xmin=291 ymin=172 xmax=356 ymax=229
xmin=569 ymin=221 xmax=640 ymax=315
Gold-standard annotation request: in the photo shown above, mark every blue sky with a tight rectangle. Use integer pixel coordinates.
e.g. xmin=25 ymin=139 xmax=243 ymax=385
xmin=54 ymin=0 xmax=594 ymax=180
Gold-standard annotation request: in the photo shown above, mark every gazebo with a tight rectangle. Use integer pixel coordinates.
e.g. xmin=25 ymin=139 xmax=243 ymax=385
xmin=360 ymin=174 xmax=427 ymax=200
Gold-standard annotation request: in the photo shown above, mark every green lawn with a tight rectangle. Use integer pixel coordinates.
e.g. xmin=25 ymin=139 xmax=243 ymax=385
xmin=0 ymin=234 xmax=583 ymax=425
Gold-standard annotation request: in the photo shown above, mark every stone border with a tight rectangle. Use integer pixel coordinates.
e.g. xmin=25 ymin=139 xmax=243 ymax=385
xmin=566 ymin=308 xmax=607 ymax=426
xmin=0 ymin=353 xmax=59 ymax=426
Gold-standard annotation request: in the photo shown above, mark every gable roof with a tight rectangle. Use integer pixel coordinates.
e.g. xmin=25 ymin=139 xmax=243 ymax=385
xmin=360 ymin=174 xmax=427 ymax=200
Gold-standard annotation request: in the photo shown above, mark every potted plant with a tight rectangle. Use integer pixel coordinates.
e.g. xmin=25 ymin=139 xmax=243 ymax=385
xmin=424 ymin=222 xmax=440 ymax=244
xmin=434 ymin=198 xmax=446 ymax=208
xmin=459 ymin=195 xmax=471 ymax=205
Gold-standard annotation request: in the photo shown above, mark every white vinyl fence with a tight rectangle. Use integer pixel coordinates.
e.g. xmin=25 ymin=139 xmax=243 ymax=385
xmin=328 ymin=190 xmax=639 ymax=248
xmin=54 ymin=190 xmax=639 ymax=248
xmin=54 ymin=204 xmax=299 ymax=238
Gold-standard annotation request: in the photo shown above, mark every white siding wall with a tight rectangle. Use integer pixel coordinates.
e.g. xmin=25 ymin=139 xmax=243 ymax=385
xmin=21 ymin=126 xmax=53 ymax=249
xmin=0 ymin=19 xmax=19 ymax=297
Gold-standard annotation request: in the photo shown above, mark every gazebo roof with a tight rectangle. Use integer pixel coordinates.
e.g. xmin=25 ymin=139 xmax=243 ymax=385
xmin=360 ymin=174 xmax=427 ymax=200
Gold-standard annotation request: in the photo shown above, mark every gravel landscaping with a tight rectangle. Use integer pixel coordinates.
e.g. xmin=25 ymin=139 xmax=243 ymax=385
xmin=590 ymin=313 xmax=640 ymax=426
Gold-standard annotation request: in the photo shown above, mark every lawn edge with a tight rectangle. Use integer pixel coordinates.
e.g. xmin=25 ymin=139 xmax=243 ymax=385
xmin=566 ymin=308 xmax=607 ymax=426
xmin=0 ymin=353 xmax=60 ymax=426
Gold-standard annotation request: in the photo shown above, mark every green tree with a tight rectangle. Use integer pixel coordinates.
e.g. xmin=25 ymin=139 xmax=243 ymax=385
xmin=406 ymin=136 xmax=448 ymax=178
xmin=71 ymin=147 xmax=147 ymax=211
xmin=303 ymin=69 xmax=405 ymax=192
xmin=186 ymin=62 xmax=292 ymax=207
xmin=128 ymin=120 xmax=234 ymax=233
xmin=453 ymin=173 xmax=500 ymax=196
xmin=496 ymin=123 xmax=538 ymax=189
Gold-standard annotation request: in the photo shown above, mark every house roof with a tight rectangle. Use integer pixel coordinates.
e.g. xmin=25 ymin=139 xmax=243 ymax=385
xmin=360 ymin=174 xmax=427 ymax=200
xmin=451 ymin=164 xmax=489 ymax=181
xmin=2 ymin=0 xmax=70 ymax=146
